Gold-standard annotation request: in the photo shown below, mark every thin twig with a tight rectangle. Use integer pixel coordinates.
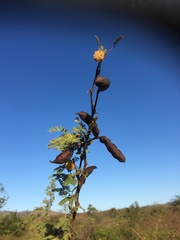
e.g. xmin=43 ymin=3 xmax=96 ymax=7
xmin=93 ymin=90 xmax=100 ymax=116
xmin=130 ymin=227 xmax=144 ymax=240
xmin=90 ymin=62 xmax=101 ymax=117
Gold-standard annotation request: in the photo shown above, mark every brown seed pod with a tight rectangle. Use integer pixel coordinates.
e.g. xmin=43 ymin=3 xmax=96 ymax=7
xmin=91 ymin=124 xmax=100 ymax=138
xmin=77 ymin=111 xmax=100 ymax=137
xmin=99 ymin=136 xmax=126 ymax=162
xmin=95 ymin=76 xmax=110 ymax=92
xmin=49 ymin=148 xmax=73 ymax=164
xmin=76 ymin=111 xmax=92 ymax=125
xmin=78 ymin=166 xmax=97 ymax=187
xmin=84 ymin=166 xmax=97 ymax=177
xmin=113 ymin=35 xmax=123 ymax=46
xmin=78 ymin=175 xmax=86 ymax=187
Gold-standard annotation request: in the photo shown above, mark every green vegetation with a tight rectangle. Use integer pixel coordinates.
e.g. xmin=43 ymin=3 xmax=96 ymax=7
xmin=0 ymin=183 xmax=8 ymax=210
xmin=0 ymin=202 xmax=180 ymax=240
xmin=170 ymin=195 xmax=180 ymax=206
xmin=0 ymin=212 xmax=25 ymax=237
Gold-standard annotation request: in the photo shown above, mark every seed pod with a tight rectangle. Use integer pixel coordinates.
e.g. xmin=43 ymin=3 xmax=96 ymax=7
xmin=95 ymin=76 xmax=110 ymax=92
xmin=99 ymin=136 xmax=126 ymax=162
xmin=77 ymin=111 xmax=100 ymax=137
xmin=91 ymin=123 xmax=100 ymax=138
xmin=78 ymin=166 xmax=97 ymax=187
xmin=49 ymin=148 xmax=73 ymax=164
xmin=65 ymin=160 xmax=76 ymax=171
xmin=84 ymin=166 xmax=97 ymax=177
xmin=78 ymin=175 xmax=86 ymax=187
xmin=77 ymin=111 xmax=92 ymax=125
xmin=113 ymin=35 xmax=123 ymax=46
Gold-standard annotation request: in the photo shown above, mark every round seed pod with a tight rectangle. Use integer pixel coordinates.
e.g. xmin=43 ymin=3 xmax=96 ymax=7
xmin=95 ymin=76 xmax=110 ymax=91
xmin=65 ymin=160 xmax=76 ymax=171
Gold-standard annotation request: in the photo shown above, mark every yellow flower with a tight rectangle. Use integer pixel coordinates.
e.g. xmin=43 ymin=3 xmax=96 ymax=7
xmin=93 ymin=49 xmax=106 ymax=62
xmin=65 ymin=160 xmax=76 ymax=171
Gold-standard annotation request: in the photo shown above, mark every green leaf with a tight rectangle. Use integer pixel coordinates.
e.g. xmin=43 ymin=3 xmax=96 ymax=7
xmin=68 ymin=196 xmax=74 ymax=208
xmin=63 ymin=233 xmax=72 ymax=240
xmin=53 ymin=165 xmax=65 ymax=173
xmin=50 ymin=178 xmax=56 ymax=184
xmin=72 ymin=122 xmax=87 ymax=135
xmin=48 ymin=131 xmax=80 ymax=150
xmin=59 ymin=197 xmax=69 ymax=205
xmin=74 ymin=117 xmax=80 ymax=123
xmin=71 ymin=177 xmax=77 ymax=186
xmin=63 ymin=175 xmax=77 ymax=186
xmin=48 ymin=126 xmax=66 ymax=133
xmin=72 ymin=168 xmax=83 ymax=177
xmin=93 ymin=115 xmax=98 ymax=122
xmin=63 ymin=177 xmax=71 ymax=186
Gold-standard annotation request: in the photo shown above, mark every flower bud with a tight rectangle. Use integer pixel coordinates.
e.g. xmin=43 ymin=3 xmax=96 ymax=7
xmin=95 ymin=76 xmax=110 ymax=92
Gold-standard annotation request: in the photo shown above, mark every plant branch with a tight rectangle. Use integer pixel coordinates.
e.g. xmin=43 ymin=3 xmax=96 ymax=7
xmin=71 ymin=60 xmax=102 ymax=225
xmin=90 ymin=62 xmax=101 ymax=117
xmin=48 ymin=35 xmax=124 ymax=240
xmin=93 ymin=90 xmax=100 ymax=116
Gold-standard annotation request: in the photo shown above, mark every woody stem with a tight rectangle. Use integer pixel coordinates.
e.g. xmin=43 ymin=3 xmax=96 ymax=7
xmin=92 ymin=90 xmax=100 ymax=116
xmin=90 ymin=62 xmax=101 ymax=117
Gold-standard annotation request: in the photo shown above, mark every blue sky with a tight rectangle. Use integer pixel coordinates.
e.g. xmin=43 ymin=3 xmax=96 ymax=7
xmin=0 ymin=3 xmax=180 ymax=212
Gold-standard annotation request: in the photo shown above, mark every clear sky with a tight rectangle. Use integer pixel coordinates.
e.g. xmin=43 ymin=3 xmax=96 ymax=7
xmin=0 ymin=2 xmax=180 ymax=212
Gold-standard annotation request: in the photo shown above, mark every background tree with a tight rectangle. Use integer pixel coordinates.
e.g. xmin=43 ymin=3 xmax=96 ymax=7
xmin=169 ymin=195 xmax=180 ymax=206
xmin=87 ymin=204 xmax=98 ymax=216
xmin=0 ymin=183 xmax=8 ymax=210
